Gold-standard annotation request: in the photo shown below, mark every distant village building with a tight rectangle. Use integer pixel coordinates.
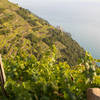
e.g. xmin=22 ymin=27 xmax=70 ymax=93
xmin=56 ymin=26 xmax=71 ymax=37
xmin=56 ymin=26 xmax=63 ymax=32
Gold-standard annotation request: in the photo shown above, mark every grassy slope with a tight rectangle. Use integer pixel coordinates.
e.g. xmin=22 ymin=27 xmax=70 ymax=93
xmin=0 ymin=0 xmax=85 ymax=66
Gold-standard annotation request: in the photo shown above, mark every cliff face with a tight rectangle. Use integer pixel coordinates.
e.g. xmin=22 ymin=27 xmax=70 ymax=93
xmin=0 ymin=0 xmax=85 ymax=66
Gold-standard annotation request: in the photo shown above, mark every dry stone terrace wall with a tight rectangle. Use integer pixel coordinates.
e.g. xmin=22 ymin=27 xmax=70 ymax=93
xmin=87 ymin=88 xmax=100 ymax=100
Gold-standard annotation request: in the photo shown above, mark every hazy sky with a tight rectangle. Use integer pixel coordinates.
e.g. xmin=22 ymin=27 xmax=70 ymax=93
xmin=9 ymin=0 xmax=100 ymax=6
xmin=9 ymin=0 xmax=100 ymax=11
xmin=9 ymin=0 xmax=100 ymax=3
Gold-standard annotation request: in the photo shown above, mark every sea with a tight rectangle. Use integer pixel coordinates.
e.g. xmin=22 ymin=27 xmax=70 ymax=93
xmin=9 ymin=0 xmax=100 ymax=63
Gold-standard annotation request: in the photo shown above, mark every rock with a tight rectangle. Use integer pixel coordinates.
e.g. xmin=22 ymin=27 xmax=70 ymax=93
xmin=87 ymin=88 xmax=100 ymax=100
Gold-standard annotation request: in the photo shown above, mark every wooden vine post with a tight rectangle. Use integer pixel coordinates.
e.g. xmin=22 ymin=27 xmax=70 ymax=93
xmin=0 ymin=54 xmax=9 ymax=98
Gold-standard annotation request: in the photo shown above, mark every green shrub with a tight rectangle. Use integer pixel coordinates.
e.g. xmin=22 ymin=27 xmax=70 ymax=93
xmin=25 ymin=33 xmax=40 ymax=43
xmin=16 ymin=8 xmax=38 ymax=26
xmin=0 ymin=29 xmax=10 ymax=35
xmin=0 ymin=14 xmax=14 ymax=24
xmin=32 ymin=27 xmax=41 ymax=32
xmin=1 ymin=50 xmax=100 ymax=100
xmin=0 ymin=8 xmax=5 ymax=13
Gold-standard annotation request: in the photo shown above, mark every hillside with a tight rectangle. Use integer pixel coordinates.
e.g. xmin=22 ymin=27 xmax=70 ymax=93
xmin=0 ymin=0 xmax=100 ymax=100
xmin=0 ymin=0 xmax=85 ymax=66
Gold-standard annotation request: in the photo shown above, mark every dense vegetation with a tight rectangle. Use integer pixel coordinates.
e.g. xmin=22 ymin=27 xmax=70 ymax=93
xmin=0 ymin=47 xmax=100 ymax=100
xmin=0 ymin=0 xmax=100 ymax=100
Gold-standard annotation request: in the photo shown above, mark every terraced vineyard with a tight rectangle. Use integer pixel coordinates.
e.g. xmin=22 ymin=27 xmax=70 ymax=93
xmin=0 ymin=0 xmax=85 ymax=66
xmin=0 ymin=0 xmax=100 ymax=100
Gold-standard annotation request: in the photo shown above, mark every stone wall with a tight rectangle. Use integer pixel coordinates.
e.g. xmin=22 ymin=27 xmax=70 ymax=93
xmin=87 ymin=88 xmax=100 ymax=100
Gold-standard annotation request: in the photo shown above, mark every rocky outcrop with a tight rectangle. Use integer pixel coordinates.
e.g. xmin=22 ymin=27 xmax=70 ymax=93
xmin=87 ymin=88 xmax=100 ymax=100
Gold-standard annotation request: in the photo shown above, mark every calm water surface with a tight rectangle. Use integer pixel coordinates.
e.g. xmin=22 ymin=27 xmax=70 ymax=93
xmin=9 ymin=0 xmax=100 ymax=60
